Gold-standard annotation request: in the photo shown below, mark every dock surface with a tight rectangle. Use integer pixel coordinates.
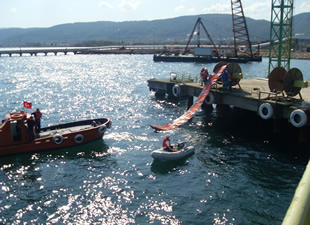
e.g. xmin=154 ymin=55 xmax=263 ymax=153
xmin=147 ymin=77 xmax=310 ymax=126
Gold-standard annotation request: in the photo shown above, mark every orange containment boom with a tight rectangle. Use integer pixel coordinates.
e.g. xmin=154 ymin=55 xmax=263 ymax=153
xmin=151 ymin=64 xmax=227 ymax=131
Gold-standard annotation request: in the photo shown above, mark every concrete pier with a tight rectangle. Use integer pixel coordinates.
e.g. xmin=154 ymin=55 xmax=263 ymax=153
xmin=147 ymin=77 xmax=310 ymax=128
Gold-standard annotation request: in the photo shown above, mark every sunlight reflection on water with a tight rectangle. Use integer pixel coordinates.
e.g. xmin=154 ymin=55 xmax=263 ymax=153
xmin=0 ymin=55 xmax=308 ymax=224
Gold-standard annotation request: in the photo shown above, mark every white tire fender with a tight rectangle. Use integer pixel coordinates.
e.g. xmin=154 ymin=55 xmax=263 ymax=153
xmin=53 ymin=134 xmax=64 ymax=145
xmin=290 ymin=109 xmax=307 ymax=128
xmin=74 ymin=134 xmax=84 ymax=144
xmin=259 ymin=103 xmax=273 ymax=120
xmin=172 ymin=85 xmax=181 ymax=97
xmin=204 ymin=92 xmax=215 ymax=105
xmin=98 ymin=125 xmax=107 ymax=134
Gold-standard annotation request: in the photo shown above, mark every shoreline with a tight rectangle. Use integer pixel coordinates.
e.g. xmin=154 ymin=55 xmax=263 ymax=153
xmin=86 ymin=48 xmax=310 ymax=60
xmin=259 ymin=49 xmax=310 ymax=60
xmin=1 ymin=46 xmax=309 ymax=60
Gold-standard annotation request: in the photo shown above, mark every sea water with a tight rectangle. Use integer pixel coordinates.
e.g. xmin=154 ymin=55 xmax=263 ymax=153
xmin=0 ymin=54 xmax=309 ymax=224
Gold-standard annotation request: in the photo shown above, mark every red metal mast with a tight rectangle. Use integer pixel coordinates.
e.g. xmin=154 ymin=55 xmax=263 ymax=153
xmin=231 ymin=0 xmax=253 ymax=57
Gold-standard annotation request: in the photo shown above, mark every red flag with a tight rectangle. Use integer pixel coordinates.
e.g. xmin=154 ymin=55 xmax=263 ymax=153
xmin=23 ymin=101 xmax=32 ymax=109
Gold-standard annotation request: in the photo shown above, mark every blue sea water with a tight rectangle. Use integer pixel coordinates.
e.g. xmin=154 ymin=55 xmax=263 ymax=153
xmin=0 ymin=54 xmax=309 ymax=224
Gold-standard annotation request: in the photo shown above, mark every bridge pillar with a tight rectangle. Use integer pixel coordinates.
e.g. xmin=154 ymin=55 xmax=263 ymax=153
xmin=44 ymin=52 xmax=48 ymax=56
xmin=9 ymin=53 xmax=12 ymax=57
xmin=54 ymin=52 xmax=57 ymax=56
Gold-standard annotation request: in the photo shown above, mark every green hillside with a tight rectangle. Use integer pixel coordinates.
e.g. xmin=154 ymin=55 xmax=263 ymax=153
xmin=0 ymin=13 xmax=309 ymax=47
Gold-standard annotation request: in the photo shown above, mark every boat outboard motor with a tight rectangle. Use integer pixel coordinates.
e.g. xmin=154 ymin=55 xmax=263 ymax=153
xmin=177 ymin=142 xmax=185 ymax=149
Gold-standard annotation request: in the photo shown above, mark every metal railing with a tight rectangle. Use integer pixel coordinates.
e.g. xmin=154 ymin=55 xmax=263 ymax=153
xmin=169 ymin=72 xmax=199 ymax=83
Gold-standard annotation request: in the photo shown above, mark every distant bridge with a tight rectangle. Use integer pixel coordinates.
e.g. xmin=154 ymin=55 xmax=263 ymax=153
xmin=0 ymin=47 xmax=101 ymax=57
xmin=0 ymin=45 xmax=186 ymax=57
xmin=0 ymin=44 xmax=262 ymax=57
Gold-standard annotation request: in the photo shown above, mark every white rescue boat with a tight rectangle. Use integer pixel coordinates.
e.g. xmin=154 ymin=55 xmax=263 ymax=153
xmin=151 ymin=143 xmax=195 ymax=161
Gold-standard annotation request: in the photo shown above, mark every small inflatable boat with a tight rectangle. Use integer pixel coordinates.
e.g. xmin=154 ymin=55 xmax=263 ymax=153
xmin=151 ymin=143 xmax=195 ymax=161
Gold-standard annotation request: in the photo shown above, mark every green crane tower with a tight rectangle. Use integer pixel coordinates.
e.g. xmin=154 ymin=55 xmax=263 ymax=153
xmin=268 ymin=0 xmax=294 ymax=75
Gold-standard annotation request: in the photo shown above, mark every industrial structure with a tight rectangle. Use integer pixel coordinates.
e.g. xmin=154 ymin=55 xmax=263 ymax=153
xmin=230 ymin=0 xmax=253 ymax=57
xmin=154 ymin=0 xmax=263 ymax=63
xmin=268 ymin=0 xmax=294 ymax=74
xmin=150 ymin=0 xmax=310 ymax=223
xmin=183 ymin=17 xmax=219 ymax=56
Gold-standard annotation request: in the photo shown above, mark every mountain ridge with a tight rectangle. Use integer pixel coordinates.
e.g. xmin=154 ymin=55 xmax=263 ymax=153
xmin=0 ymin=13 xmax=309 ymax=47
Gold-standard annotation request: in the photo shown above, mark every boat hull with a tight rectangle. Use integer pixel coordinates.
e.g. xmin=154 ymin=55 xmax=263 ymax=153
xmin=151 ymin=146 xmax=195 ymax=161
xmin=153 ymin=54 xmax=262 ymax=63
xmin=0 ymin=118 xmax=111 ymax=156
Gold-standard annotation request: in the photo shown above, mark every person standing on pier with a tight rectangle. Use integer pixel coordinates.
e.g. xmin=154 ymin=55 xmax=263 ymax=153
xmin=222 ymin=69 xmax=231 ymax=92
xmin=200 ymin=67 xmax=209 ymax=86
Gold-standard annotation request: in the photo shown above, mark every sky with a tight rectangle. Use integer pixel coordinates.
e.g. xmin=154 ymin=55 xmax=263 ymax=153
xmin=0 ymin=0 xmax=310 ymax=28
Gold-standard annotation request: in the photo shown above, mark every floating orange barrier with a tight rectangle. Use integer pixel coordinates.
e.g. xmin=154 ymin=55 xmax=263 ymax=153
xmin=151 ymin=65 xmax=227 ymax=131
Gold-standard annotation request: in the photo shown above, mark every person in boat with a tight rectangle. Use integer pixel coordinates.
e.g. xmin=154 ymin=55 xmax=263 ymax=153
xmin=162 ymin=136 xmax=179 ymax=152
xmin=32 ymin=108 xmax=42 ymax=134
xmin=27 ymin=115 xmax=36 ymax=142
xmin=200 ymin=67 xmax=209 ymax=86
